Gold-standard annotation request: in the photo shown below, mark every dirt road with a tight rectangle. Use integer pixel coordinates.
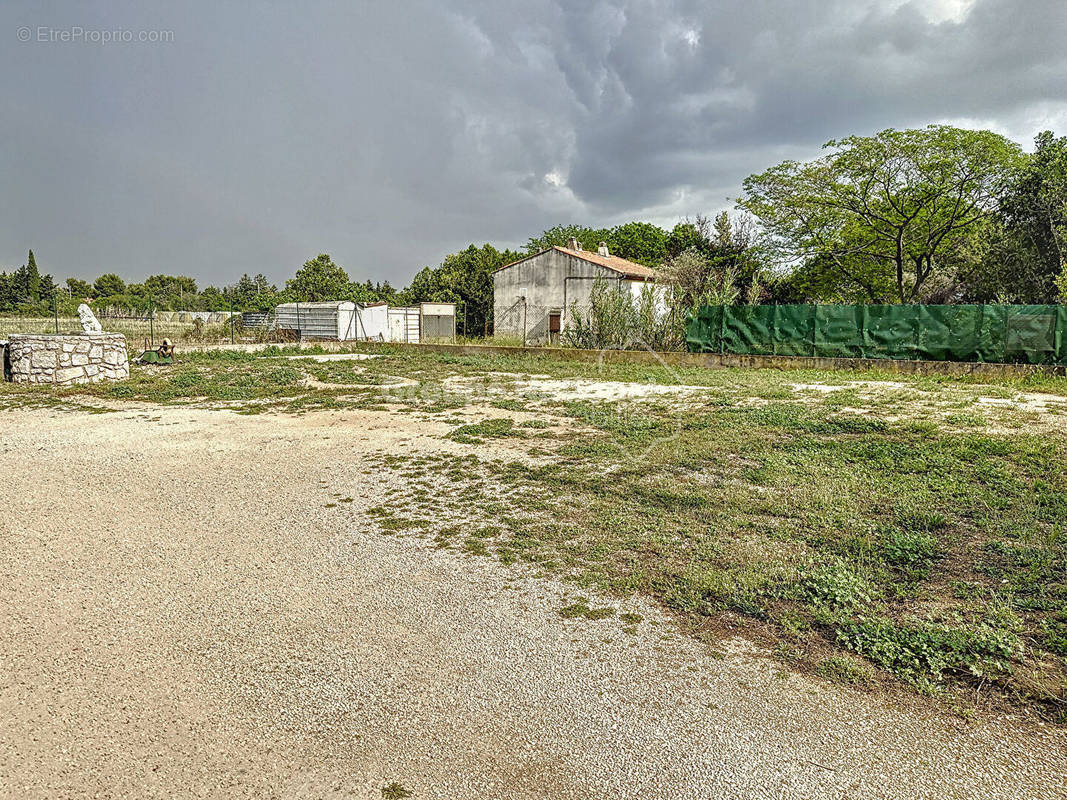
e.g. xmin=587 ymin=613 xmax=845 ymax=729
xmin=1 ymin=406 xmax=1063 ymax=799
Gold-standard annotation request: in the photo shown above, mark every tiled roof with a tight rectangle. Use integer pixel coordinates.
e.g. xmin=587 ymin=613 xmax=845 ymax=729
xmin=495 ymin=247 xmax=661 ymax=280
xmin=551 ymin=246 xmax=660 ymax=280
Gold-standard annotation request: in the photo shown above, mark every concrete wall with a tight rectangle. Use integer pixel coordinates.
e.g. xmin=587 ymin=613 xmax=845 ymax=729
xmin=6 ymin=333 xmax=129 ymax=385
xmin=493 ymin=250 xmax=621 ymax=343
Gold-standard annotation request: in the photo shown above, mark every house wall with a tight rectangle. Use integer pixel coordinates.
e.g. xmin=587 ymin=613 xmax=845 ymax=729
xmin=625 ymin=280 xmax=671 ymax=318
xmin=493 ymin=250 xmax=623 ymax=343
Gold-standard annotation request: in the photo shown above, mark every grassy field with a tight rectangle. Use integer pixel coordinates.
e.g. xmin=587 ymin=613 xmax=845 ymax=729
xmin=3 ymin=344 xmax=1065 ymax=720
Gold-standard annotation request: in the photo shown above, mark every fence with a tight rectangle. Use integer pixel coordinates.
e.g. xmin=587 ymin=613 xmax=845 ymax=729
xmin=686 ymin=304 xmax=1067 ymax=365
xmin=0 ymin=302 xmax=458 ymax=348
xmin=493 ymin=301 xmax=598 ymax=346
xmin=0 ymin=308 xmax=277 ymax=348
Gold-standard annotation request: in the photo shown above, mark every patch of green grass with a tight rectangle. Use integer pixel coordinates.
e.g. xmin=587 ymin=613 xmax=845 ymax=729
xmin=381 ymin=782 xmax=413 ymax=800
xmin=448 ymin=417 xmax=520 ymax=444
xmin=816 ymin=655 xmax=873 ymax=685
xmin=559 ymin=599 xmax=616 ymax=620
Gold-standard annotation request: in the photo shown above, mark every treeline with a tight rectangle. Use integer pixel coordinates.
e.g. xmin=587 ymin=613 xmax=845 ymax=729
xmin=4 ymin=124 xmax=1065 ymax=331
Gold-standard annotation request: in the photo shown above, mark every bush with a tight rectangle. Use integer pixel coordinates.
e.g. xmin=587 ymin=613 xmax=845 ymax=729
xmin=562 ymin=278 xmax=685 ymax=351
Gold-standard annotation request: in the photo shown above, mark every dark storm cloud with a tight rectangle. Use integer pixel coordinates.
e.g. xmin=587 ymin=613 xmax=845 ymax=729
xmin=0 ymin=0 xmax=1064 ymax=286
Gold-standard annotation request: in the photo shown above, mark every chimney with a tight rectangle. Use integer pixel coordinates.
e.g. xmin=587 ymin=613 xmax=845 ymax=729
xmin=598 ymin=241 xmax=609 ymax=257
xmin=567 ymin=237 xmax=582 ymax=251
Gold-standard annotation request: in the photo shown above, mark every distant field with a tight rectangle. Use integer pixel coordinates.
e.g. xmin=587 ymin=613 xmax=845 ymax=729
xmin=0 ymin=315 xmax=247 ymax=345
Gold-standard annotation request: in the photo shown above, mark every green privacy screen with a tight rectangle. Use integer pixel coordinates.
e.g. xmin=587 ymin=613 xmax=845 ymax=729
xmin=686 ymin=305 xmax=1067 ymax=366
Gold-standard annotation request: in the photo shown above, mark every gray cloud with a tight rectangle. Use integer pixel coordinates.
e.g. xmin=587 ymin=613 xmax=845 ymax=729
xmin=0 ymin=0 xmax=1064 ymax=287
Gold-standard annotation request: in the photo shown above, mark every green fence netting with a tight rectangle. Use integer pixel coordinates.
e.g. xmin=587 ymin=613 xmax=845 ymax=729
xmin=685 ymin=304 xmax=1067 ymax=366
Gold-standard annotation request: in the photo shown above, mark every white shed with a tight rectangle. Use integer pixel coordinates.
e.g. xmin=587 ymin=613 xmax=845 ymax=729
xmin=275 ymin=301 xmax=358 ymax=340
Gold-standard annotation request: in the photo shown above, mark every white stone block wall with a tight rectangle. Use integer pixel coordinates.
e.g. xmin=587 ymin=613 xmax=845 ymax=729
xmin=6 ymin=333 xmax=129 ymax=385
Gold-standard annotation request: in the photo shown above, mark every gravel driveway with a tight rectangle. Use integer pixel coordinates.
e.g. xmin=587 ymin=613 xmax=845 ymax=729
xmin=1 ymin=406 xmax=1063 ymax=799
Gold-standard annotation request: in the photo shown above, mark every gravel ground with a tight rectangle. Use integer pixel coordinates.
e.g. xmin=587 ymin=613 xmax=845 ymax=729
xmin=1 ymin=406 xmax=1064 ymax=799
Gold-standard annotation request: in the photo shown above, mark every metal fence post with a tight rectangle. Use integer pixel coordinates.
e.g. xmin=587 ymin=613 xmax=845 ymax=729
xmin=149 ymin=297 xmax=155 ymax=347
xmin=230 ymin=297 xmax=235 ymax=344
xmin=52 ymin=293 xmax=59 ymax=334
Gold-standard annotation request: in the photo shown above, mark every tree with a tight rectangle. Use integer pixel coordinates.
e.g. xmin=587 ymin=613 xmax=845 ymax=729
xmin=231 ymin=273 xmax=278 ymax=310
xmin=605 ymin=222 xmax=668 ymax=266
xmin=525 ymin=224 xmax=609 ymax=254
xmin=666 ymin=219 xmax=709 ymax=259
xmin=740 ymin=125 xmax=1024 ymax=303
xmin=143 ymin=274 xmax=198 ymax=308
xmin=660 ymin=212 xmax=762 ymax=305
xmin=39 ymin=273 xmax=57 ymax=301
xmin=0 ymin=272 xmax=14 ymax=312
xmin=94 ymin=273 xmax=126 ymax=297
xmin=285 ymin=254 xmax=349 ymax=301
xmin=13 ymin=250 xmax=41 ymax=303
xmin=979 ymin=130 xmax=1067 ymax=303
xmin=66 ymin=277 xmax=93 ymax=298
xmin=399 ymin=244 xmax=519 ymax=336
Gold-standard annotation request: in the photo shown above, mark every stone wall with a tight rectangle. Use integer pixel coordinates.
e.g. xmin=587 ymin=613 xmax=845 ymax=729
xmin=5 ymin=333 xmax=129 ymax=385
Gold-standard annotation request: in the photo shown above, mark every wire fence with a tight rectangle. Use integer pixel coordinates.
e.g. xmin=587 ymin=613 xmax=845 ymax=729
xmin=0 ymin=309 xmax=287 ymax=348
xmin=493 ymin=301 xmax=597 ymax=346
xmin=0 ymin=305 xmax=462 ymax=349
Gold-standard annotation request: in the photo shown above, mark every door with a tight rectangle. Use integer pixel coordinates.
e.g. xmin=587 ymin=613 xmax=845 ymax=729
xmin=388 ymin=311 xmax=406 ymax=342
xmin=549 ymin=311 xmax=561 ymax=345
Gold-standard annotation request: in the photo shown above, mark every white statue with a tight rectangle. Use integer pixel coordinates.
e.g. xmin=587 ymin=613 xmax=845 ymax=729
xmin=77 ymin=303 xmax=103 ymax=333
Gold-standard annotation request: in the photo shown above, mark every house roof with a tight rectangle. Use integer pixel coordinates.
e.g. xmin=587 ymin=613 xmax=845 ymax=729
xmin=495 ymin=246 xmax=661 ymax=281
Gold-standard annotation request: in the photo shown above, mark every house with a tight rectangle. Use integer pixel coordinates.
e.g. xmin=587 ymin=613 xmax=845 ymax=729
xmin=492 ymin=239 xmax=662 ymax=344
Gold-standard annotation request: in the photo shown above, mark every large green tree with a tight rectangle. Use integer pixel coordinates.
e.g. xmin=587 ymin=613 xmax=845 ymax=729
xmin=285 ymin=254 xmax=350 ymax=301
xmin=400 ymin=243 xmax=519 ymax=336
xmin=93 ymin=273 xmax=126 ymax=297
xmin=231 ymin=273 xmax=278 ymax=310
xmin=525 ymin=222 xmax=670 ymax=267
xmin=980 ymin=130 xmax=1067 ymax=303
xmin=740 ymin=126 xmax=1024 ymax=303
xmin=13 ymin=250 xmax=42 ymax=303
xmin=525 ymin=224 xmax=610 ymax=254
xmin=66 ymin=277 xmax=93 ymax=298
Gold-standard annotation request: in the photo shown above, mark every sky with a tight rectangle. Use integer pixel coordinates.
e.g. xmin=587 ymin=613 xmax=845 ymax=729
xmin=1 ymin=0 xmax=1066 ymax=289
